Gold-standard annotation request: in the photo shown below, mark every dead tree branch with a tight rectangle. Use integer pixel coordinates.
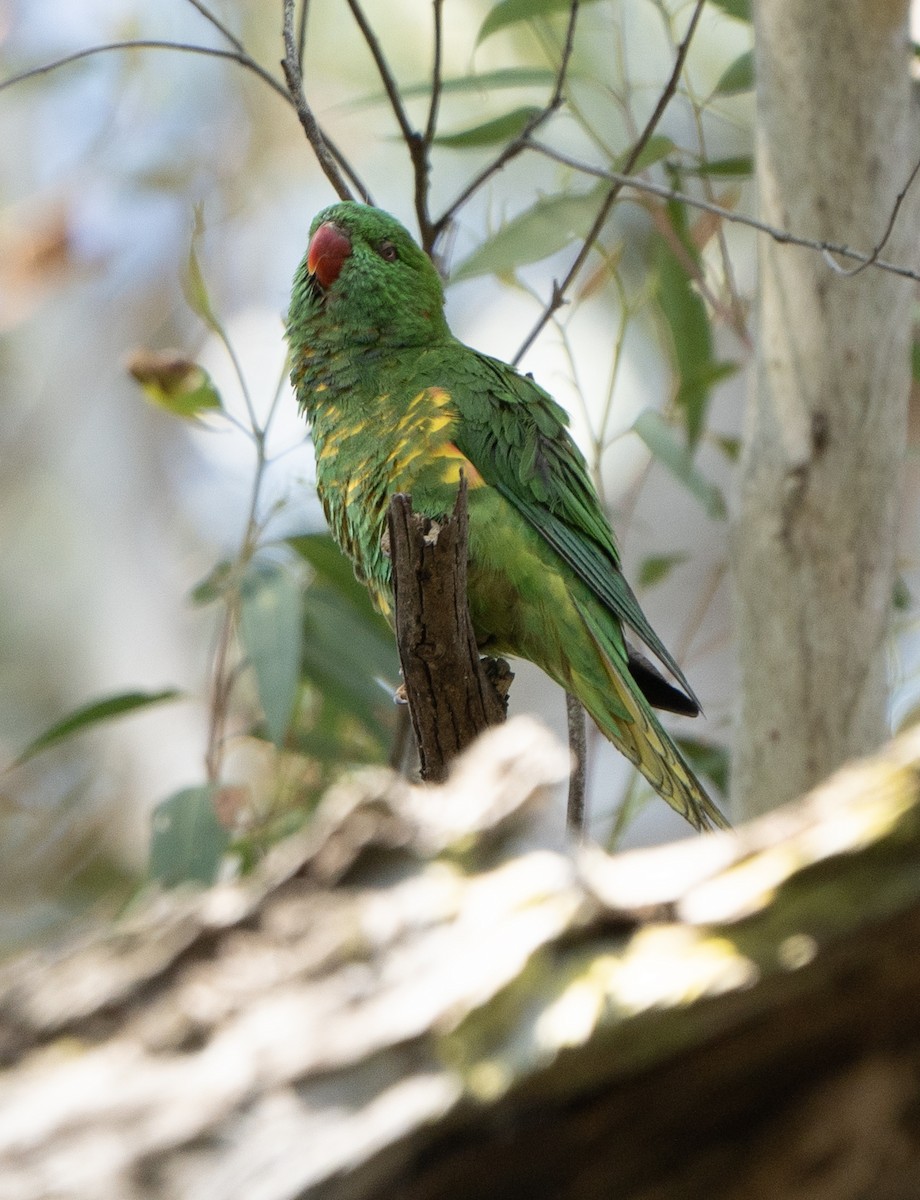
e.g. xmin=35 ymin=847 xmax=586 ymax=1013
xmin=386 ymin=479 xmax=510 ymax=782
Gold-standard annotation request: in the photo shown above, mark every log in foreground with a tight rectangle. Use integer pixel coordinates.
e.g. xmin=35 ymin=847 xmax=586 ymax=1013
xmin=4 ymin=719 xmax=920 ymax=1198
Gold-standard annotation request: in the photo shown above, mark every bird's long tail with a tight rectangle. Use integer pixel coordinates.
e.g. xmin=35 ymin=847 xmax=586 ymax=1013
xmin=572 ymin=599 xmax=728 ymax=832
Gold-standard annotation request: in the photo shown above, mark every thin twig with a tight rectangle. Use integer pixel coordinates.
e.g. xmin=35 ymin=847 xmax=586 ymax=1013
xmin=281 ymin=0 xmax=354 ymax=200
xmin=345 ymin=0 xmax=416 ymax=146
xmin=183 ymin=0 xmax=246 ymax=54
xmin=297 ymin=0 xmax=310 ymax=69
xmin=565 ymin=692 xmax=588 ymax=841
xmin=513 ymin=0 xmax=706 ymax=364
xmin=423 ymin=0 xmax=444 ymax=146
xmin=433 ymin=0 xmax=580 ymax=241
xmin=528 ymin=142 xmax=920 ymax=286
xmin=822 ymin=154 xmax=920 ymax=277
xmin=0 ymin=28 xmax=369 ymax=200
xmin=0 ymin=39 xmax=291 ymax=100
xmin=340 ymin=0 xmax=437 ymax=244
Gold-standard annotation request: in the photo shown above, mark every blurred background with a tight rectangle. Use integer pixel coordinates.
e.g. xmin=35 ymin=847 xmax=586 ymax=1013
xmin=1 ymin=0 xmax=917 ymax=948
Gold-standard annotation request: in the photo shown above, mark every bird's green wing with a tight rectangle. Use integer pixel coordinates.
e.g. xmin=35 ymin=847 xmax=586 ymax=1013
xmin=449 ymin=351 xmax=700 ymax=708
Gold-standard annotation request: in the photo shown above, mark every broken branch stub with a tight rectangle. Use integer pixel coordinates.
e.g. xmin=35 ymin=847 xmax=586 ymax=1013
xmin=386 ymin=478 xmax=511 ymax=782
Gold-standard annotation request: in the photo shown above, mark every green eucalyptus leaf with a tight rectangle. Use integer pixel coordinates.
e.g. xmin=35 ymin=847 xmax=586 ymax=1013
xmin=10 ymin=689 xmax=182 ymax=770
xmin=402 ymin=68 xmax=558 ymax=99
xmin=685 ymin=155 xmax=753 ymax=179
xmin=453 ymin=185 xmax=607 ymax=281
xmin=434 ymin=106 xmax=542 ymax=148
xmin=715 ymin=435 xmax=741 ymax=461
xmin=708 ymin=0 xmax=750 ymax=20
xmin=300 ymin=583 xmax=399 ymax=740
xmin=714 ymin=50 xmax=754 ymax=96
xmin=183 ymin=204 xmax=221 ymax=332
xmin=614 ymin=134 xmax=676 ymax=173
xmin=239 ymin=562 xmax=303 ymax=747
xmin=127 ymin=350 xmax=222 ymax=421
xmin=149 ymin=785 xmax=229 ymax=888
xmin=653 ymin=228 xmax=736 ymax=446
xmin=673 ymin=737 xmax=730 ymax=795
xmin=637 ymin=553 xmax=688 ymax=589
xmin=478 ymin=0 xmax=603 ymax=43
xmin=633 ymin=409 xmax=727 ymax=519
xmin=287 ymin=533 xmax=388 ymax=627
xmin=189 ymin=560 xmax=235 ymax=607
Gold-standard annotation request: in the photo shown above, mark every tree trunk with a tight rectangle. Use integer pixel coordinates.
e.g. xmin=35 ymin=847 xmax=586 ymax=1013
xmin=731 ymin=0 xmax=915 ymax=816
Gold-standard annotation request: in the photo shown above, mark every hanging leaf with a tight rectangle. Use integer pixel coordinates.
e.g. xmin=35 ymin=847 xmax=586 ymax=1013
xmin=182 ymin=204 xmax=221 ymax=332
xmin=674 ymin=737 xmax=730 ymax=795
xmin=453 ymin=185 xmax=607 ymax=281
xmin=715 ymin=435 xmax=741 ymax=461
xmin=434 ymin=106 xmax=542 ymax=148
xmin=299 ymin=582 xmax=399 ymax=742
xmin=633 ymin=410 xmax=727 ymax=519
xmin=189 ymin=560 xmax=236 ymax=607
xmin=653 ymin=227 xmax=736 ymax=446
xmin=284 ymin=534 xmax=398 ymax=757
xmin=149 ymin=785 xmax=230 ymax=888
xmin=637 ymin=553 xmax=688 ymax=588
xmin=288 ymin=533 xmax=388 ymax=625
xmin=126 ymin=349 xmax=222 ymax=421
xmin=685 ymin=155 xmax=753 ymax=179
xmin=9 ymin=689 xmax=182 ymax=770
xmin=478 ymin=0 xmax=603 ymax=43
xmin=613 ymin=134 xmax=676 ymax=173
xmin=397 ymin=68 xmax=559 ymax=100
xmin=708 ymin=0 xmax=750 ymax=20
xmin=714 ymin=50 xmax=754 ymax=96
xmin=893 ymin=576 xmax=913 ymax=612
xmin=239 ymin=561 xmax=303 ymax=747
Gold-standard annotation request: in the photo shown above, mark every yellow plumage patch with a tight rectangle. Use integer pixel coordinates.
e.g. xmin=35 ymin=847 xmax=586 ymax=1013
xmin=435 ymin=442 xmax=485 ymax=488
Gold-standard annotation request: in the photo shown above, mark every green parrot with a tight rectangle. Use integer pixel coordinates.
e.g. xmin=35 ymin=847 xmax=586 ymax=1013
xmin=287 ymin=201 xmax=727 ymax=832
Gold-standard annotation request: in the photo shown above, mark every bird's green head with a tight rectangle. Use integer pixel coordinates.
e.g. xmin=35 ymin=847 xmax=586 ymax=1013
xmin=288 ymin=202 xmax=450 ymax=350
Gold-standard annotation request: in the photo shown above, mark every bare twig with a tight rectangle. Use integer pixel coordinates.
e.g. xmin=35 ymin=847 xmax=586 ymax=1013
xmin=281 ymin=0 xmax=354 ymax=201
xmin=345 ymin=0 xmax=417 ymax=146
xmin=433 ymin=0 xmax=580 ymax=242
xmin=527 ymin=143 xmax=920 ymax=286
xmin=513 ymin=0 xmax=706 ymax=364
xmin=0 ymin=39 xmax=290 ymax=99
xmin=184 ymin=0 xmax=246 ymax=54
xmin=423 ymin=0 xmax=444 ymax=146
xmin=565 ymin=692 xmax=588 ymax=840
xmin=821 ymin=154 xmax=920 ymax=278
xmin=342 ymin=0 xmax=445 ymax=247
xmin=296 ymin=0 xmax=310 ymax=69
xmin=0 ymin=26 xmax=370 ymax=201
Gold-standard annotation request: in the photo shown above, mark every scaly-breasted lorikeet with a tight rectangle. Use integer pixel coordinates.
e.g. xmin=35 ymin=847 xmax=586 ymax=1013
xmin=287 ymin=202 xmax=726 ymax=832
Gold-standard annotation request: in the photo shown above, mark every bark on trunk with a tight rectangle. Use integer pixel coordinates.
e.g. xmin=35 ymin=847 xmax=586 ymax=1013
xmin=731 ymin=0 xmax=915 ymax=816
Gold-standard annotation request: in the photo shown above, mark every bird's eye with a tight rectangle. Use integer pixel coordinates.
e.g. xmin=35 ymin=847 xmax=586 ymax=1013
xmin=377 ymin=241 xmax=398 ymax=262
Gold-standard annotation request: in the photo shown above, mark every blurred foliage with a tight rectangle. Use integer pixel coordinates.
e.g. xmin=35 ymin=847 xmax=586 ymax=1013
xmin=0 ymin=0 xmax=767 ymax=902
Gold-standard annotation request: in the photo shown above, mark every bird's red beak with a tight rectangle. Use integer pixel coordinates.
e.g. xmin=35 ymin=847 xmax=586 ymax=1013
xmin=307 ymin=222 xmax=351 ymax=289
